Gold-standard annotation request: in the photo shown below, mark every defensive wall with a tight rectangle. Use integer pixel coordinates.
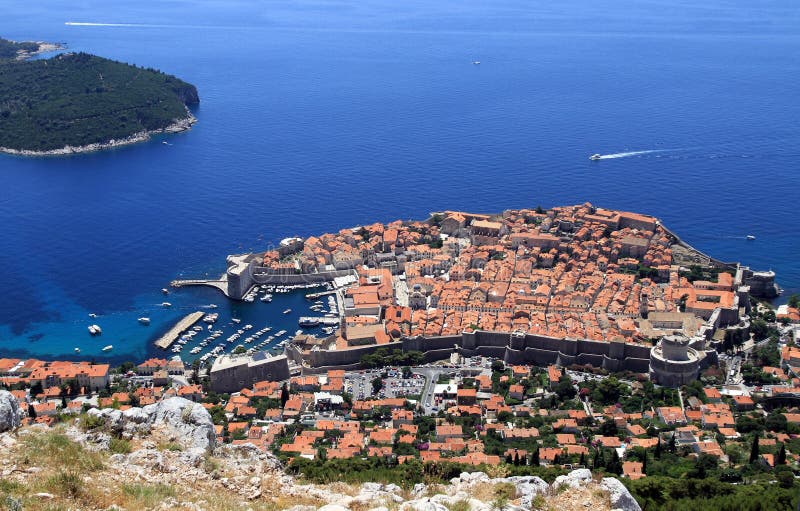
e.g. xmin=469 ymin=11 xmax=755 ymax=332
xmin=295 ymin=329 xmax=658 ymax=376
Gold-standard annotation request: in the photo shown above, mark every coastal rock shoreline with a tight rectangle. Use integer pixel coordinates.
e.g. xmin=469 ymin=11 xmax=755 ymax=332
xmin=14 ymin=41 xmax=65 ymax=60
xmin=0 ymin=111 xmax=197 ymax=157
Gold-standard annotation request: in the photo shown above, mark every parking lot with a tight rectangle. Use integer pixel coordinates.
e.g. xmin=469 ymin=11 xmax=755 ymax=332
xmin=344 ymin=367 xmax=426 ymax=400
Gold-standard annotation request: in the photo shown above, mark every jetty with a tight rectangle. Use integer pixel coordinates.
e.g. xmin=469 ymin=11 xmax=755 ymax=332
xmin=305 ymin=290 xmax=337 ymax=300
xmin=154 ymin=311 xmax=205 ymax=350
xmin=171 ymin=276 xmax=230 ymax=296
xmin=298 ymin=316 xmax=341 ymax=327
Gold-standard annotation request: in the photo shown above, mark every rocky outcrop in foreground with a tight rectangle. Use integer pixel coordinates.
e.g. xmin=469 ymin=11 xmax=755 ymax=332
xmin=0 ymin=401 xmax=641 ymax=511
xmin=86 ymin=397 xmax=216 ymax=453
xmin=0 ymin=390 xmax=20 ymax=433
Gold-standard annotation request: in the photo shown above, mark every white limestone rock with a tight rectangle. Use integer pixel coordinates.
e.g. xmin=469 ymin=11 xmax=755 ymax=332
xmin=0 ymin=390 xmax=21 ymax=432
xmin=143 ymin=397 xmax=217 ymax=452
xmin=553 ymin=468 xmax=593 ymax=489
xmin=495 ymin=475 xmax=548 ymax=508
xmin=400 ymin=499 xmax=449 ymax=511
xmin=600 ymin=477 xmax=642 ymax=511
xmin=317 ymin=505 xmax=350 ymax=511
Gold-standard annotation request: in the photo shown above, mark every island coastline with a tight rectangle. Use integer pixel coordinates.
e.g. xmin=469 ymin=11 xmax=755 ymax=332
xmin=0 ymin=37 xmax=199 ymax=156
xmin=14 ymin=41 xmax=65 ymax=60
xmin=0 ymin=110 xmax=197 ymax=157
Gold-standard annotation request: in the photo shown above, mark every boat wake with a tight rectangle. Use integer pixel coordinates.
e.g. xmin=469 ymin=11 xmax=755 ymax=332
xmin=594 ymin=149 xmax=667 ymax=160
xmin=65 ymin=22 xmax=172 ymax=28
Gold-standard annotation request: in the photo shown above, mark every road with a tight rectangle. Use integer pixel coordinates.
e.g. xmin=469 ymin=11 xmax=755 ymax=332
xmin=414 ymin=366 xmax=457 ymax=415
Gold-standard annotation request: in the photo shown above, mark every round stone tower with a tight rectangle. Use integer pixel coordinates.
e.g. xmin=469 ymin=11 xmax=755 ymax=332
xmin=650 ymin=334 xmax=701 ymax=387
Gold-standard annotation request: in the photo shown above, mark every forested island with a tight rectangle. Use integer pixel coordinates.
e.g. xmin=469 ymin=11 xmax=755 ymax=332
xmin=0 ymin=37 xmax=199 ymax=155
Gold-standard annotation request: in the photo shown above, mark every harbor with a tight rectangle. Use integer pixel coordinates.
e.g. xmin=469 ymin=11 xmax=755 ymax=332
xmin=154 ymin=311 xmax=205 ymax=349
xmin=135 ymin=280 xmax=347 ymax=368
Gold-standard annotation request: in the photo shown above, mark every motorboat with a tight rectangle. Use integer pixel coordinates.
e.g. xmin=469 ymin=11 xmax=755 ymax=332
xmin=589 ymin=154 xmax=602 ymax=161
xmin=746 ymin=235 xmax=756 ymax=240
xmin=88 ymin=324 xmax=102 ymax=335
xmin=161 ymin=302 xmax=172 ymax=307
xmin=138 ymin=317 xmax=151 ymax=325
xmin=74 ymin=347 xmax=81 ymax=353
xmin=283 ymin=309 xmax=292 ymax=314
xmin=88 ymin=313 xmax=98 ymax=318
xmin=101 ymin=345 xmax=113 ymax=352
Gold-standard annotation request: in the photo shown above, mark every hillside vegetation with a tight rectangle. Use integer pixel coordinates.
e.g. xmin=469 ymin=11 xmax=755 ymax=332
xmin=0 ymin=38 xmax=39 ymax=60
xmin=0 ymin=40 xmax=199 ymax=152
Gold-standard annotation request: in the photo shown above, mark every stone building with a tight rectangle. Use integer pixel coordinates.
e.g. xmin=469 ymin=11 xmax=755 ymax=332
xmin=210 ymin=353 xmax=290 ymax=393
xmin=650 ymin=334 xmax=704 ymax=387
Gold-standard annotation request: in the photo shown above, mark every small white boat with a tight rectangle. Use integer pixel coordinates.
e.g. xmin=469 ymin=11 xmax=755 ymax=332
xmin=589 ymin=154 xmax=602 ymax=161
xmin=161 ymin=302 xmax=172 ymax=307
xmin=746 ymin=235 xmax=756 ymax=240
xmin=88 ymin=324 xmax=102 ymax=335
xmin=88 ymin=313 xmax=98 ymax=318
xmin=102 ymin=345 xmax=113 ymax=352
xmin=472 ymin=61 xmax=480 ymax=65
xmin=162 ymin=288 xmax=169 ymax=294
xmin=283 ymin=309 xmax=292 ymax=314
xmin=232 ymin=318 xmax=241 ymax=324
xmin=74 ymin=347 xmax=80 ymax=353
xmin=138 ymin=317 xmax=150 ymax=325
xmin=206 ymin=304 xmax=218 ymax=309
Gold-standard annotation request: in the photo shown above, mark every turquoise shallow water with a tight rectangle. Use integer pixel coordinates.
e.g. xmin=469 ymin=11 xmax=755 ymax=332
xmin=0 ymin=0 xmax=798 ymax=362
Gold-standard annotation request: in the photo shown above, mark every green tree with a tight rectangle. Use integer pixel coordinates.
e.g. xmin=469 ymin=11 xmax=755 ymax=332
xmin=776 ymin=443 xmax=786 ymax=465
xmin=599 ymin=418 xmax=618 ymax=437
xmin=554 ymin=376 xmax=576 ymax=401
xmin=280 ymin=383 xmax=290 ymax=408
xmin=765 ymin=411 xmax=788 ymax=433
xmin=606 ymin=450 xmax=622 ymax=475
xmin=749 ymin=435 xmax=760 ymax=464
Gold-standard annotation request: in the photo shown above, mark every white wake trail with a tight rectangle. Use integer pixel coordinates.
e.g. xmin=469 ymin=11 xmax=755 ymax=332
xmin=596 ymin=149 xmax=667 ymax=160
xmin=65 ymin=22 xmax=172 ymax=28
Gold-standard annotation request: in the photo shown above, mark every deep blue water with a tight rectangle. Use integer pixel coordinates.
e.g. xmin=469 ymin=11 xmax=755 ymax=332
xmin=1 ymin=0 xmax=799 ymax=362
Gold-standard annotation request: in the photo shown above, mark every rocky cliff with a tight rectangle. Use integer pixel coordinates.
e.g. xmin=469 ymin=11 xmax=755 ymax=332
xmin=0 ymin=397 xmax=641 ymax=511
xmin=0 ymin=390 xmax=21 ymax=433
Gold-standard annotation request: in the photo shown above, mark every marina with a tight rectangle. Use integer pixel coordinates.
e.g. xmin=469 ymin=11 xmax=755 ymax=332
xmin=142 ymin=282 xmax=346 ymax=366
xmin=154 ymin=311 xmax=205 ymax=350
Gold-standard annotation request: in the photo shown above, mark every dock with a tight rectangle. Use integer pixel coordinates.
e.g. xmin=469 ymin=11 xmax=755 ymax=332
xmin=154 ymin=311 xmax=205 ymax=350
xmin=298 ymin=316 xmax=341 ymax=327
xmin=305 ymin=290 xmax=337 ymax=300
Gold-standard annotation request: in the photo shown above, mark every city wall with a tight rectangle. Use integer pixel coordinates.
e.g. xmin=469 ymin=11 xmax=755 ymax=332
xmin=298 ymin=329 xmax=657 ymax=375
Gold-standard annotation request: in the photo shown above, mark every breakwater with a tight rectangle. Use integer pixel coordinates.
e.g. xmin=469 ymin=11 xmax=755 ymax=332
xmin=154 ymin=311 xmax=205 ymax=350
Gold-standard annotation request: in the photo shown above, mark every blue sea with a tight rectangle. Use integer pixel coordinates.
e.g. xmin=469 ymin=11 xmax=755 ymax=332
xmin=1 ymin=0 xmax=799 ymax=363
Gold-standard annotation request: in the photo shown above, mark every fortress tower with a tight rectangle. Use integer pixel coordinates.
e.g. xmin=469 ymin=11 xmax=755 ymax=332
xmin=649 ymin=334 xmax=702 ymax=387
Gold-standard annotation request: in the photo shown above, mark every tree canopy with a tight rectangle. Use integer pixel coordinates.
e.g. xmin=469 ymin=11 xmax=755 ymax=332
xmin=0 ymin=44 xmax=199 ymax=152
